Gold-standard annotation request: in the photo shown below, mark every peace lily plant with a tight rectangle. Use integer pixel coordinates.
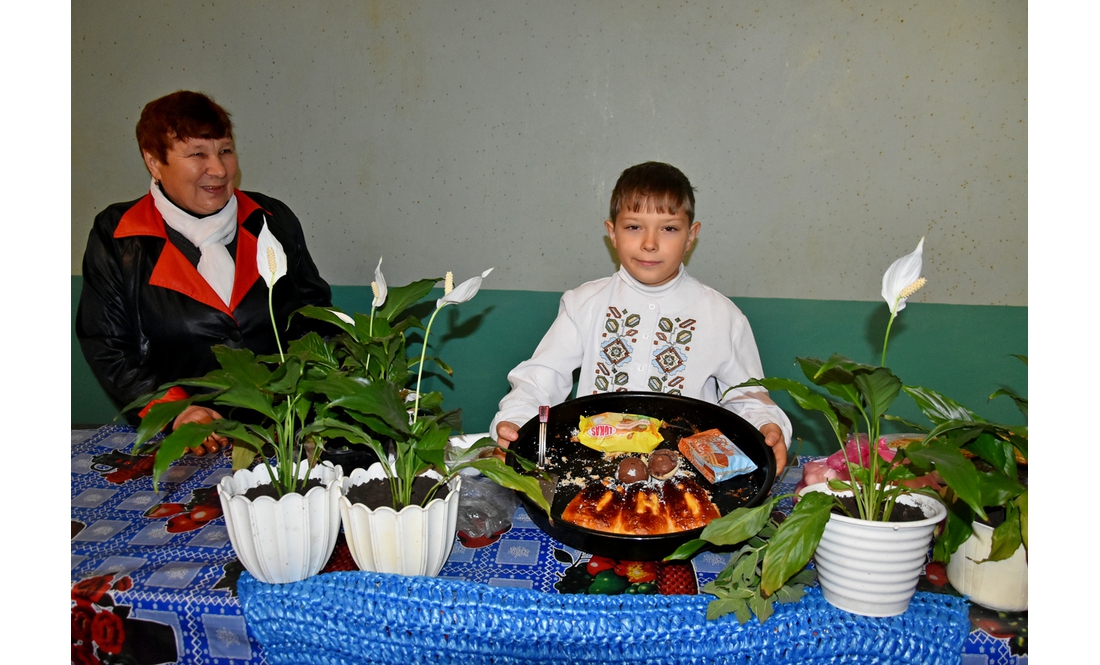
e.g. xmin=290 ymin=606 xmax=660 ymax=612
xmin=129 ymin=221 xmax=548 ymax=515
xmin=669 ymin=238 xmax=944 ymax=623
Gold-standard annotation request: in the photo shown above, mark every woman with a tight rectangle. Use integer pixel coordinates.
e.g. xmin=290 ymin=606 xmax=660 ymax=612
xmin=77 ymin=91 xmax=332 ymax=454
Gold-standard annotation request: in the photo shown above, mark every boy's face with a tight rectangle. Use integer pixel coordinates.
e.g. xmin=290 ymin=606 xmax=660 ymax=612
xmin=605 ymin=208 xmax=701 ymax=286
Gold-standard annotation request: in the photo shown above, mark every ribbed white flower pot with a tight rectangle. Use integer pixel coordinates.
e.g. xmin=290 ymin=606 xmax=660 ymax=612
xmin=800 ymin=483 xmax=947 ymax=617
xmin=339 ymin=463 xmax=462 ymax=577
xmin=217 ymin=462 xmax=343 ymax=584
xmin=946 ymin=520 xmax=1028 ymax=611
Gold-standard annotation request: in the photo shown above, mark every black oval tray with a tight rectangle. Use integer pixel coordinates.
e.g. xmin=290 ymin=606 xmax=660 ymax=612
xmin=508 ymin=392 xmax=776 ymax=561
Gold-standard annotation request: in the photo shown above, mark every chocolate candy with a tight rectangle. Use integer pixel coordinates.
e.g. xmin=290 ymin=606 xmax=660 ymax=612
xmin=647 ymin=449 xmax=679 ymax=480
xmin=617 ymin=457 xmax=648 ymax=483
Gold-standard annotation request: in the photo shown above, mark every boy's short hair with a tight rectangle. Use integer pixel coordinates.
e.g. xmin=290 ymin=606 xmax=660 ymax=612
xmin=136 ymin=90 xmax=234 ymax=163
xmin=609 ymin=162 xmax=696 ymax=224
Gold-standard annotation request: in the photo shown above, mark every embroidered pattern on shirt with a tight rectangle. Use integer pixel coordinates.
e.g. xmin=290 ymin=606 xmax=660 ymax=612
xmin=648 ymin=317 xmax=695 ymax=395
xmin=594 ymin=306 xmax=640 ymax=393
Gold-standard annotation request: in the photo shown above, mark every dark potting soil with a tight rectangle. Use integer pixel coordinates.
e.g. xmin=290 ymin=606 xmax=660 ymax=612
xmin=243 ymin=478 xmax=326 ymax=501
xmin=832 ymin=494 xmax=930 ymax=522
xmin=344 ymin=476 xmax=450 ymax=509
xmin=968 ymin=459 xmax=1026 ymax=528
xmin=981 ymin=506 xmax=1009 ymax=529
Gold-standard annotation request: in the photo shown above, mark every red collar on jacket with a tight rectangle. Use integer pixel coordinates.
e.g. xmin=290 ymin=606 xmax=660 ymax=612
xmin=114 ymin=191 xmax=266 ymax=316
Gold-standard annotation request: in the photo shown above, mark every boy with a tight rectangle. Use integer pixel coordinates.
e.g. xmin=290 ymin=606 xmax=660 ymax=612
xmin=490 ymin=162 xmax=792 ymax=471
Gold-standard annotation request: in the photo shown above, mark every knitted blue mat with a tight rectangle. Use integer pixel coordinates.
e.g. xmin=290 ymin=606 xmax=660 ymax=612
xmin=238 ymin=571 xmax=970 ymax=665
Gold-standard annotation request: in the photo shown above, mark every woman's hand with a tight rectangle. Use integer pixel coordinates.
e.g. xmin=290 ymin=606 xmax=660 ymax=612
xmin=173 ymin=405 xmax=229 ymax=456
xmin=759 ymin=423 xmax=787 ymax=473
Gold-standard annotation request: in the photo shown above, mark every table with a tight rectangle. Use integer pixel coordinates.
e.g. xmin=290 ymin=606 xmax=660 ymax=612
xmin=71 ymin=425 xmax=1026 ymax=664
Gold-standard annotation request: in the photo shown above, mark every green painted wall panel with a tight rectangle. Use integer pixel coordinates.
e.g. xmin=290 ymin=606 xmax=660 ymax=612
xmin=72 ymin=278 xmax=1027 ymax=456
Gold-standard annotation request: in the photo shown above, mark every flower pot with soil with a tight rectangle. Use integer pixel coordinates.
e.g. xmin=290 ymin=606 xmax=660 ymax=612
xmin=339 ymin=463 xmax=462 ymax=576
xmin=219 ymin=461 xmax=343 ymax=584
xmin=946 ymin=519 xmax=1027 ymax=612
xmin=802 ymin=482 xmax=947 ymax=616
xmin=895 ymin=356 xmax=1028 ymax=612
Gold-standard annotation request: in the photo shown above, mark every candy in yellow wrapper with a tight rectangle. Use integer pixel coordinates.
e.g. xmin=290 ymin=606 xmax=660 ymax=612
xmin=576 ymin=412 xmax=664 ymax=453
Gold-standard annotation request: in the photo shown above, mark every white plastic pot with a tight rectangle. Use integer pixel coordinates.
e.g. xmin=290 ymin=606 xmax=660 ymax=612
xmin=217 ymin=462 xmax=343 ymax=584
xmin=800 ymin=483 xmax=947 ymax=617
xmin=339 ymin=463 xmax=462 ymax=577
xmin=946 ymin=521 xmax=1028 ymax=611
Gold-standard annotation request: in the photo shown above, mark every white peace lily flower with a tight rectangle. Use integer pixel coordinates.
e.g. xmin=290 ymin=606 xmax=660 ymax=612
xmin=331 ymin=310 xmax=355 ymax=325
xmin=437 ymin=268 xmax=493 ymax=308
xmin=372 ymin=256 xmax=387 ymax=307
xmin=256 ymin=218 xmax=287 ymax=288
xmin=881 ymin=237 xmax=925 ymax=315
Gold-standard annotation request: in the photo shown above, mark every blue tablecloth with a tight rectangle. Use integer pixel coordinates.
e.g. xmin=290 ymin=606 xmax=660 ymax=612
xmin=71 ymin=426 xmax=1027 ymax=665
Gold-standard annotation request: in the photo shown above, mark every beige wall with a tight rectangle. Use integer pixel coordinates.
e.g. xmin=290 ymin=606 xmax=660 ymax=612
xmin=72 ymin=1 xmax=1026 ymax=306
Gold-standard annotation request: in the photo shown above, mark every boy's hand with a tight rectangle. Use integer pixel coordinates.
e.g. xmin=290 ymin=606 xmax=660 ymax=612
xmin=759 ymin=423 xmax=786 ymax=473
xmin=495 ymin=421 xmax=520 ymax=449
xmin=491 ymin=421 xmax=520 ymax=462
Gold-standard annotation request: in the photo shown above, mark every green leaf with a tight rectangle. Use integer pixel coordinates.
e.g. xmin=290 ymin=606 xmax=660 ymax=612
xmin=151 ymin=422 xmax=219 ymax=489
xmin=809 ymin=353 xmax=878 ymax=378
xmin=295 ymin=305 xmax=359 ymax=337
xmin=934 ymin=499 xmax=975 ymax=563
xmin=466 ymin=458 xmax=552 ymax=515
xmin=900 ymin=441 xmax=986 ymax=520
xmin=797 ymin=356 xmax=862 ymax=405
xmin=749 ymin=591 xmax=775 ymax=624
xmin=424 ymin=356 xmax=454 ymax=377
xmin=760 ymin=491 xmax=833 ymax=596
xmin=989 ymin=387 xmax=1028 ymax=419
xmin=287 ymin=331 xmax=339 ymax=367
xmin=215 ymin=386 xmax=278 ymax=421
xmin=1017 ymin=491 xmax=1028 ymax=551
xmin=698 ymin=499 xmax=778 ymax=546
xmin=211 ymin=345 xmax=273 ymax=387
xmin=975 ymin=470 xmax=1025 ymax=508
xmin=883 ymin=414 xmax=930 ymax=432
xmin=306 ymin=377 xmax=411 ymax=436
xmin=774 ymin=569 xmax=816 ymax=603
xmin=964 ymin=432 xmax=1014 ymax=476
xmin=134 ymin=398 xmax=194 ymax=448
xmin=266 ymin=356 xmax=305 ymax=394
xmin=730 ymin=548 xmax=760 ymax=587
xmin=666 ymin=539 xmax=708 ymax=561
xmin=378 ymin=278 xmax=438 ymax=322
xmin=853 ymin=367 xmax=902 ymax=423
xmin=707 ymin=598 xmax=750 ymax=623
xmin=985 ymin=500 xmax=1023 ymax=562
xmin=412 ymin=423 xmax=451 ymax=470
xmin=903 ymin=385 xmax=984 ymax=424
xmin=231 ymin=443 xmax=257 ymax=470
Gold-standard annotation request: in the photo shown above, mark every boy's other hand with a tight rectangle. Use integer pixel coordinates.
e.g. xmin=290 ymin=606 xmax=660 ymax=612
xmin=759 ymin=423 xmax=786 ymax=473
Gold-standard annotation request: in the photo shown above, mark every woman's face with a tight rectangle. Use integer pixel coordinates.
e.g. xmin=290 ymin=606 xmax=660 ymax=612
xmin=143 ymin=136 xmax=238 ymax=216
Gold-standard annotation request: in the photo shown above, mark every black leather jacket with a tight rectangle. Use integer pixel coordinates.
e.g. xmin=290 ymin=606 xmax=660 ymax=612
xmin=77 ymin=190 xmax=332 ymax=417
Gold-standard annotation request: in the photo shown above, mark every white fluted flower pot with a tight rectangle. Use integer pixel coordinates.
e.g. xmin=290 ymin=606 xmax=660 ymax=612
xmin=340 ymin=463 xmax=461 ymax=577
xmin=800 ymin=482 xmax=947 ymax=617
xmin=946 ymin=521 xmax=1028 ymax=611
xmin=217 ymin=462 xmax=343 ymax=584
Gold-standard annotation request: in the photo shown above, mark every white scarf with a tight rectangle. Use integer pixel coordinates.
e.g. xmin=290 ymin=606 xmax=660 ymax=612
xmin=150 ymin=178 xmax=238 ymax=306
